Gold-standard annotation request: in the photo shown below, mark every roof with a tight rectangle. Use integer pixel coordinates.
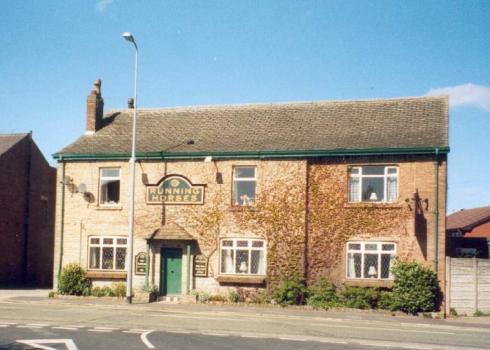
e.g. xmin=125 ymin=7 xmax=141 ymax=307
xmin=146 ymin=222 xmax=195 ymax=241
xmin=55 ymin=96 xmax=449 ymax=160
xmin=446 ymin=206 xmax=490 ymax=231
xmin=0 ymin=133 xmax=29 ymax=156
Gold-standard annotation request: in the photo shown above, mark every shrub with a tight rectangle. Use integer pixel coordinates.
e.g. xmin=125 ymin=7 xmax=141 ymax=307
xmin=377 ymin=290 xmax=394 ymax=310
xmin=48 ymin=291 xmax=55 ymax=298
xmin=307 ymin=278 xmax=339 ymax=310
xmin=341 ymin=287 xmax=380 ymax=309
xmin=248 ymin=289 xmax=270 ymax=304
xmin=58 ymin=263 xmax=91 ymax=296
xmin=207 ymin=294 xmax=227 ymax=303
xmin=272 ymin=274 xmax=307 ymax=306
xmin=111 ymin=282 xmax=126 ymax=298
xmin=390 ymin=259 xmax=440 ymax=314
xmin=91 ymin=286 xmax=113 ymax=297
xmin=228 ymin=291 xmax=240 ymax=303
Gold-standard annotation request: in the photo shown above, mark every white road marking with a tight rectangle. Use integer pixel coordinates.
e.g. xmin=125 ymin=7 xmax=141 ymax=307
xmin=310 ymin=322 xmax=455 ymax=335
xmin=52 ymin=326 xmax=79 ymax=331
xmin=200 ymin=332 xmax=230 ymax=337
xmin=88 ymin=327 xmax=117 ymax=332
xmin=17 ymin=325 xmax=43 ymax=329
xmin=123 ymin=328 xmax=154 ymax=333
xmin=140 ymin=330 xmax=155 ymax=349
xmin=279 ymin=337 xmax=308 ymax=342
xmin=0 ymin=325 xmax=9 ymax=327
xmin=17 ymin=339 xmax=78 ymax=350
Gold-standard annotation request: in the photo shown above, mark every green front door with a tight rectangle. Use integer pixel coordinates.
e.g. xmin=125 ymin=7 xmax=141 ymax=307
xmin=161 ymin=248 xmax=182 ymax=295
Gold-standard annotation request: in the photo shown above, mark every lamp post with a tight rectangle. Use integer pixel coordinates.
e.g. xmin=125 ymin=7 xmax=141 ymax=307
xmin=123 ymin=32 xmax=138 ymax=304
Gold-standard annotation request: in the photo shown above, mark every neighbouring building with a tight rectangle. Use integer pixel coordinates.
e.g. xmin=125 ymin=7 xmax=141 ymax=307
xmin=0 ymin=133 xmax=56 ymax=287
xmin=53 ymin=80 xmax=448 ymax=298
xmin=446 ymin=206 xmax=490 ymax=258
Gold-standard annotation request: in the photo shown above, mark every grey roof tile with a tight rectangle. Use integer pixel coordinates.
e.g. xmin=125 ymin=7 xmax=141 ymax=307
xmin=56 ymin=96 xmax=448 ymax=156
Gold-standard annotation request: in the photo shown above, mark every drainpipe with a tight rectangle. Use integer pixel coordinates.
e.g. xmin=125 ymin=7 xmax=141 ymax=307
xmin=144 ymin=240 xmax=150 ymax=288
xmin=434 ymin=148 xmax=440 ymax=273
xmin=56 ymin=158 xmax=66 ymax=289
xmin=186 ymin=244 xmax=191 ymax=294
xmin=22 ymin=132 xmax=33 ymax=285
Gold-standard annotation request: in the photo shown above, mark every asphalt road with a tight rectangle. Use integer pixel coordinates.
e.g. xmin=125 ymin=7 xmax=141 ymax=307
xmin=1 ymin=293 xmax=490 ymax=350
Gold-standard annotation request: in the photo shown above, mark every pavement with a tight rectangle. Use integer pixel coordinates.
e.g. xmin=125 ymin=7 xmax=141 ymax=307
xmin=2 ymin=289 xmax=490 ymax=349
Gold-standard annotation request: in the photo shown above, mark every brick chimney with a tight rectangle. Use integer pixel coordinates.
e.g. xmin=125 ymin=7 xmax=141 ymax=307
xmin=86 ymin=79 xmax=104 ymax=134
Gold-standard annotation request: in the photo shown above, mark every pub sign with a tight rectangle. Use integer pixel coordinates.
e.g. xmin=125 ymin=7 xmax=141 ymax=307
xmin=146 ymin=175 xmax=205 ymax=205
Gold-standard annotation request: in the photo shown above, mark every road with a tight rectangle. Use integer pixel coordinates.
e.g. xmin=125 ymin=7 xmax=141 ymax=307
xmin=1 ymin=292 xmax=490 ymax=349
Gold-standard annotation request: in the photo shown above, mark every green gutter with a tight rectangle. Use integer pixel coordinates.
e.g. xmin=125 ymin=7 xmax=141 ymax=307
xmin=434 ymin=148 xmax=440 ymax=273
xmin=53 ymin=146 xmax=450 ymax=161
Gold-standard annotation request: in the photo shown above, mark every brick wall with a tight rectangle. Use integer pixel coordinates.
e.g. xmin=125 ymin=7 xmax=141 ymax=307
xmin=0 ymin=136 xmax=55 ymax=286
xmin=53 ymin=154 xmax=446 ymax=293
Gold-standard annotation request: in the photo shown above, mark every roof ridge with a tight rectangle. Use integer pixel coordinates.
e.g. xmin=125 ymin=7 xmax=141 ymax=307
xmin=105 ymin=95 xmax=448 ymax=114
xmin=0 ymin=132 xmax=30 ymax=137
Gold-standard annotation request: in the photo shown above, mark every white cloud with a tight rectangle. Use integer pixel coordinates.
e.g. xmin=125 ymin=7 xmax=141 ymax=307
xmin=96 ymin=0 xmax=114 ymax=12
xmin=427 ymin=83 xmax=490 ymax=111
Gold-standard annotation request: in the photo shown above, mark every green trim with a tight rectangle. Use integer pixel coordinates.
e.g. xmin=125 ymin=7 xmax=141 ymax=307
xmin=53 ymin=146 xmax=449 ymax=161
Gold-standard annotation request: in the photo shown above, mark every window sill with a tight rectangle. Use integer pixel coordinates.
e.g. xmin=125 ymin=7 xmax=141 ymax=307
xmin=87 ymin=271 xmax=127 ymax=279
xmin=96 ymin=205 xmax=123 ymax=211
xmin=344 ymin=279 xmax=394 ymax=288
xmin=228 ymin=206 xmax=256 ymax=212
xmin=216 ymin=275 xmax=265 ymax=284
xmin=344 ymin=202 xmax=403 ymax=209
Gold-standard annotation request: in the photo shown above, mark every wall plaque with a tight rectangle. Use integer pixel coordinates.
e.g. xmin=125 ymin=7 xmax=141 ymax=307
xmin=146 ymin=175 xmax=205 ymax=205
xmin=194 ymin=254 xmax=208 ymax=277
xmin=135 ymin=252 xmax=148 ymax=275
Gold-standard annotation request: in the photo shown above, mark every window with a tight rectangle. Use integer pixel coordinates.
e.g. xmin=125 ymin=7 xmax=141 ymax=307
xmin=220 ymin=238 xmax=266 ymax=275
xmin=346 ymin=242 xmax=396 ymax=280
xmin=348 ymin=166 xmax=398 ymax=203
xmin=232 ymin=166 xmax=256 ymax=206
xmin=89 ymin=236 xmax=127 ymax=270
xmin=99 ymin=168 xmax=120 ymax=205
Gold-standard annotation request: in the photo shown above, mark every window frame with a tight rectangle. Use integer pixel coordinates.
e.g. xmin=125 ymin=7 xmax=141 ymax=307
xmin=98 ymin=167 xmax=121 ymax=206
xmin=219 ymin=238 xmax=267 ymax=276
xmin=232 ymin=166 xmax=257 ymax=206
xmin=345 ymin=241 xmax=397 ymax=280
xmin=348 ymin=165 xmax=399 ymax=203
xmin=88 ymin=236 xmax=127 ymax=271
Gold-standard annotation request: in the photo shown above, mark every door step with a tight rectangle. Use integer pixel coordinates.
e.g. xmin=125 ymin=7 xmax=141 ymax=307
xmin=157 ymin=295 xmax=196 ymax=304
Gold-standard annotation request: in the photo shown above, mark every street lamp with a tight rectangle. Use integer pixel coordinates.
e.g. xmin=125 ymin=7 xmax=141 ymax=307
xmin=123 ymin=32 xmax=138 ymax=304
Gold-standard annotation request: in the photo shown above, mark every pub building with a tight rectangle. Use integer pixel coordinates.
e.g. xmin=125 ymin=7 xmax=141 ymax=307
xmin=53 ymin=80 xmax=448 ymax=300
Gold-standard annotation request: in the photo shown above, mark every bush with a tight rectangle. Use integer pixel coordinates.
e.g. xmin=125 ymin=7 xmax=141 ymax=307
xmin=48 ymin=291 xmax=56 ymax=298
xmin=307 ymin=278 xmax=339 ymax=310
xmin=341 ymin=287 xmax=380 ymax=309
xmin=91 ymin=286 xmax=113 ymax=297
xmin=377 ymin=290 xmax=394 ymax=310
xmin=390 ymin=260 xmax=440 ymax=314
xmin=207 ymin=294 xmax=227 ymax=303
xmin=272 ymin=274 xmax=307 ymax=306
xmin=111 ymin=282 xmax=126 ymax=298
xmin=58 ymin=263 xmax=91 ymax=296
xmin=228 ymin=291 xmax=240 ymax=303
xmin=248 ymin=289 xmax=270 ymax=304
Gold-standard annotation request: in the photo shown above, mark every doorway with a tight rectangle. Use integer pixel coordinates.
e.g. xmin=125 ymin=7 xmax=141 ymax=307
xmin=160 ymin=248 xmax=182 ymax=295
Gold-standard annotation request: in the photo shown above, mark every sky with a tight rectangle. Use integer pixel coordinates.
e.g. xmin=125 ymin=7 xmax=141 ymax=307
xmin=0 ymin=0 xmax=489 ymax=214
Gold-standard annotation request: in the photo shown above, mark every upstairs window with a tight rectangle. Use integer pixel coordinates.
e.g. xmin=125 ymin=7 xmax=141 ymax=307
xmin=220 ymin=238 xmax=266 ymax=275
xmin=232 ymin=166 xmax=256 ymax=206
xmin=346 ymin=241 xmax=396 ymax=280
xmin=348 ymin=166 xmax=398 ymax=203
xmin=99 ymin=168 xmax=120 ymax=205
xmin=89 ymin=236 xmax=127 ymax=271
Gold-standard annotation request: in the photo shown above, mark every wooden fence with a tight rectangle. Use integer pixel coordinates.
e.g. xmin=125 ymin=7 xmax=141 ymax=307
xmin=445 ymin=257 xmax=490 ymax=315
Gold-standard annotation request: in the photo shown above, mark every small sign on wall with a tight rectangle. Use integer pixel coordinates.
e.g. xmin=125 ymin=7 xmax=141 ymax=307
xmin=135 ymin=252 xmax=148 ymax=275
xmin=194 ymin=254 xmax=208 ymax=277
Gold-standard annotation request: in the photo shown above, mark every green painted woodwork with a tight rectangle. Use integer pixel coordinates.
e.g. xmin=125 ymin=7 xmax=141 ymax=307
xmin=161 ymin=248 xmax=182 ymax=295
xmin=53 ymin=146 xmax=450 ymax=161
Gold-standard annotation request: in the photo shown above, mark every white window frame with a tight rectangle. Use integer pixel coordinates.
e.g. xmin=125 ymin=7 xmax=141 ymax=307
xmin=88 ymin=236 xmax=127 ymax=271
xmin=219 ymin=238 xmax=266 ymax=276
xmin=348 ymin=165 xmax=399 ymax=203
xmin=232 ymin=166 xmax=257 ymax=206
xmin=346 ymin=241 xmax=396 ymax=280
xmin=99 ymin=167 xmax=121 ymax=206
